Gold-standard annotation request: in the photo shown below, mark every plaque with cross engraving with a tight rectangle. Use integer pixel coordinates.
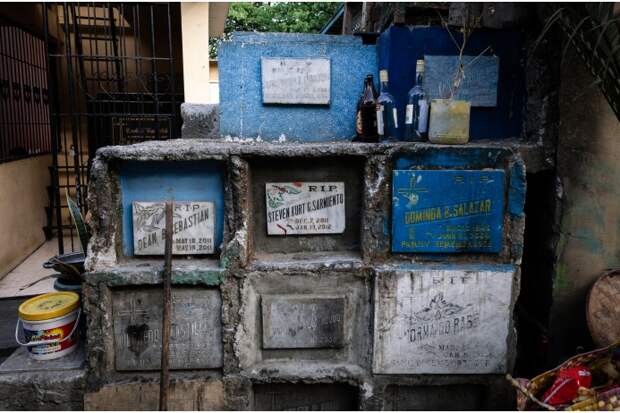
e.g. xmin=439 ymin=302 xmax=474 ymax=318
xmin=392 ymin=170 xmax=505 ymax=253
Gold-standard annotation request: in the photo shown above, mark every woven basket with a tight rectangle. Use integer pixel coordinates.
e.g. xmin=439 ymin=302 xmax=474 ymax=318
xmin=509 ymin=342 xmax=620 ymax=410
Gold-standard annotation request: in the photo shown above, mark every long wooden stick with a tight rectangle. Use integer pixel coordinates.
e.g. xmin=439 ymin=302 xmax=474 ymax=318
xmin=159 ymin=201 xmax=173 ymax=411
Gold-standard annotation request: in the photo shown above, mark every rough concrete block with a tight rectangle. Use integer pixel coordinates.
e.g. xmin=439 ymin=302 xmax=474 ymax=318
xmin=84 ymin=379 xmax=225 ymax=410
xmin=253 ymin=383 xmax=359 ymax=410
xmin=384 ymin=384 xmax=485 ymax=410
xmin=373 ymin=265 xmax=517 ymax=374
xmin=0 ymin=347 xmax=85 ymax=410
xmin=181 ymin=103 xmax=220 ymax=140
xmin=237 ymin=272 xmax=371 ymax=370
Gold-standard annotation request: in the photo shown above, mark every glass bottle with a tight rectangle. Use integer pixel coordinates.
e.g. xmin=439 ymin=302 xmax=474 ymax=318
xmin=376 ymin=69 xmax=399 ymax=141
xmin=356 ymin=74 xmax=378 ymax=142
xmin=404 ymin=59 xmax=429 ymax=141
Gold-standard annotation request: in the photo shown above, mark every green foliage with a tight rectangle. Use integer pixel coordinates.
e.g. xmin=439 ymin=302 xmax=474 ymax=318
xmin=210 ymin=2 xmax=342 ymax=58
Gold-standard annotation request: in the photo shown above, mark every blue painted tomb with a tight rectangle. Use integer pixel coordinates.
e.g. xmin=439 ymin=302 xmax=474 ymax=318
xmin=219 ymin=32 xmax=378 ymax=142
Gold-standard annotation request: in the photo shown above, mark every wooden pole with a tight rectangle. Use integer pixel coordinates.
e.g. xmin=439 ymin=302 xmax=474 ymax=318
xmin=159 ymin=201 xmax=173 ymax=411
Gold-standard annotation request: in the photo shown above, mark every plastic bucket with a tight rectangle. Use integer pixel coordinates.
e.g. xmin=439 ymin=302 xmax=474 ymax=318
xmin=15 ymin=292 xmax=81 ymax=360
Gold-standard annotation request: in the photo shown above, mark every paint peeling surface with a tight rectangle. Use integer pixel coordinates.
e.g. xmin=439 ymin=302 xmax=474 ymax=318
xmin=392 ymin=170 xmax=505 ymax=253
xmin=373 ymin=267 xmax=515 ymax=374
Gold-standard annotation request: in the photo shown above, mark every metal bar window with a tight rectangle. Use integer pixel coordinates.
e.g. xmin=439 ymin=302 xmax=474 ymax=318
xmin=0 ymin=21 xmax=52 ymax=163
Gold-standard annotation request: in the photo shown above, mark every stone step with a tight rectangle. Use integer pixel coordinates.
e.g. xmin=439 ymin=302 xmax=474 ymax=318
xmin=0 ymin=345 xmax=85 ymax=410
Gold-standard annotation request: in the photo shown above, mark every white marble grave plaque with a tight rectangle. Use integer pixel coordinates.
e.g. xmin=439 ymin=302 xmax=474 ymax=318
xmin=261 ymin=295 xmax=345 ymax=349
xmin=265 ymin=182 xmax=345 ymax=235
xmin=261 ymin=58 xmax=331 ymax=105
xmin=132 ymin=201 xmax=215 ymax=255
xmin=373 ymin=267 xmax=515 ymax=374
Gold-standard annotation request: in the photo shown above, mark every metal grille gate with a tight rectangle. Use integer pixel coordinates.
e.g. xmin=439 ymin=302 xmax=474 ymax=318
xmin=43 ymin=3 xmax=183 ymax=253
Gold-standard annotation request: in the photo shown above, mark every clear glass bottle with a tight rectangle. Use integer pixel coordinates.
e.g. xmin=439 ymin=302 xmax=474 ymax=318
xmin=376 ymin=69 xmax=399 ymax=141
xmin=404 ymin=59 xmax=429 ymax=141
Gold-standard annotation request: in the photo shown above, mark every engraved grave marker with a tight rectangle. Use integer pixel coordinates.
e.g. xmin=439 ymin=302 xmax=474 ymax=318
xmin=261 ymin=295 xmax=345 ymax=349
xmin=392 ymin=170 xmax=505 ymax=253
xmin=254 ymin=383 xmax=358 ymax=411
xmin=261 ymin=58 xmax=331 ymax=105
xmin=265 ymin=182 xmax=345 ymax=235
xmin=113 ymin=288 xmax=223 ymax=370
xmin=373 ymin=268 xmax=514 ymax=374
xmin=132 ymin=201 xmax=215 ymax=255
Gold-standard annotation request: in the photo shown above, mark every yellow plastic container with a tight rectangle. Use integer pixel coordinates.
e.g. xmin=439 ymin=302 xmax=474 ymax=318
xmin=428 ymin=99 xmax=471 ymax=144
xmin=16 ymin=292 xmax=81 ymax=360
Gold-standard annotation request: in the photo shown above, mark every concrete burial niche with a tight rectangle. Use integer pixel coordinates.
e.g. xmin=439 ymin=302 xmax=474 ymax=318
xmin=249 ymin=156 xmax=365 ymax=259
xmin=253 ymin=383 xmax=359 ymax=410
xmin=236 ymin=272 xmax=371 ymax=369
xmin=219 ymin=32 xmax=378 ymax=141
xmin=384 ymin=384 xmax=485 ymax=410
xmin=119 ymin=160 xmax=226 ymax=259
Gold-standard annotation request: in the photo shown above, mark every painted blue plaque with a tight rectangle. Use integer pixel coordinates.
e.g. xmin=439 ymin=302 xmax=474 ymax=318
xmin=425 ymin=55 xmax=499 ymax=107
xmin=392 ymin=170 xmax=505 ymax=253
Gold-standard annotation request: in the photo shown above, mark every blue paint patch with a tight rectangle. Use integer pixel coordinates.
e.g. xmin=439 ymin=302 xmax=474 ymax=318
xmin=394 ymin=147 xmax=509 ymax=169
xmin=378 ymin=26 xmax=525 ymax=140
xmin=392 ymin=169 xmax=505 ymax=253
xmin=425 ymin=55 xmax=499 ymax=107
xmin=219 ymin=32 xmax=378 ymax=142
xmin=508 ymin=160 xmax=526 ymax=217
xmin=119 ymin=161 xmax=225 ymax=257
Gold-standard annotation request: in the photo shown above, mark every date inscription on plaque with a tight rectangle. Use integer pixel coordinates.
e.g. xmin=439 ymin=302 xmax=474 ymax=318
xmin=261 ymin=295 xmax=345 ymax=349
xmin=261 ymin=57 xmax=330 ymax=105
xmin=392 ymin=170 xmax=505 ymax=253
xmin=113 ymin=288 xmax=223 ymax=370
xmin=373 ymin=268 xmax=514 ymax=374
xmin=266 ymin=182 xmax=345 ymax=235
xmin=132 ymin=201 xmax=215 ymax=255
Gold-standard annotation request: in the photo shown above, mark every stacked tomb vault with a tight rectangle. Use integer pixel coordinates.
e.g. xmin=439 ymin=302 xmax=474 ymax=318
xmin=83 ymin=32 xmax=534 ymax=410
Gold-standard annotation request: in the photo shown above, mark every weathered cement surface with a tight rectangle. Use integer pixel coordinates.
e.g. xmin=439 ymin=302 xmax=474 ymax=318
xmin=550 ymin=48 xmax=620 ymax=363
xmin=84 ymin=379 xmax=225 ymax=410
xmin=0 ymin=347 xmax=85 ymax=410
xmin=181 ymin=103 xmax=219 ymax=140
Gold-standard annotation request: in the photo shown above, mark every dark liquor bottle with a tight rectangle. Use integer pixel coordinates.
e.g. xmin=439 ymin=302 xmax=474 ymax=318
xmin=356 ymin=74 xmax=379 ymax=142
xmin=404 ymin=59 xmax=429 ymax=141
xmin=376 ymin=69 xmax=399 ymax=141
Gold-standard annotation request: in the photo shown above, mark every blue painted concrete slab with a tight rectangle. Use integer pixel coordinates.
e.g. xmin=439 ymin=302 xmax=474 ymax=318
xmin=392 ymin=169 xmax=505 ymax=253
xmin=378 ymin=26 xmax=525 ymax=140
xmin=219 ymin=32 xmax=378 ymax=142
xmin=119 ymin=161 xmax=225 ymax=257
xmin=425 ymin=55 xmax=499 ymax=107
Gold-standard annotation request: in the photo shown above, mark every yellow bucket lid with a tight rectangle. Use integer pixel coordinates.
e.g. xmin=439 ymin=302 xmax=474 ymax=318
xmin=18 ymin=292 xmax=80 ymax=321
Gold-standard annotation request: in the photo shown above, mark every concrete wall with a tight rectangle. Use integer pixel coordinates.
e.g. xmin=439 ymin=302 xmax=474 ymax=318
xmin=0 ymin=155 xmax=51 ymax=278
xmin=551 ymin=50 xmax=620 ymax=362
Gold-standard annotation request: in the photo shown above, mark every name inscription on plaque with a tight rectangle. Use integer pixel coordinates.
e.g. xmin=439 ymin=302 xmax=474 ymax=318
xmin=266 ymin=182 xmax=345 ymax=235
xmin=373 ymin=268 xmax=514 ymax=374
xmin=261 ymin=58 xmax=331 ymax=105
xmin=113 ymin=288 xmax=223 ymax=370
xmin=261 ymin=295 xmax=345 ymax=349
xmin=392 ymin=170 xmax=505 ymax=253
xmin=132 ymin=201 xmax=215 ymax=255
